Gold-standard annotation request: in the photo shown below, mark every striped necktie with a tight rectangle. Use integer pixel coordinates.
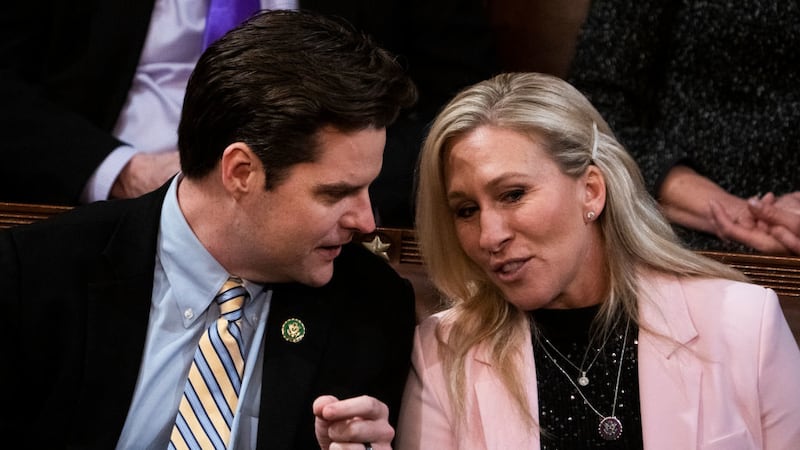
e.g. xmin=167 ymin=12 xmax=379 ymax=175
xmin=170 ymin=277 xmax=249 ymax=450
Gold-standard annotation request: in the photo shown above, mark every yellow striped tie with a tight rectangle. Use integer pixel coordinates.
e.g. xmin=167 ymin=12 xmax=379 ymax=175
xmin=169 ymin=277 xmax=249 ymax=450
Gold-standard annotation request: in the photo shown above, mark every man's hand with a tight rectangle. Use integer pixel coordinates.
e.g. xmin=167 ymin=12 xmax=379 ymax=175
xmin=111 ymin=151 xmax=180 ymax=199
xmin=313 ymin=395 xmax=395 ymax=450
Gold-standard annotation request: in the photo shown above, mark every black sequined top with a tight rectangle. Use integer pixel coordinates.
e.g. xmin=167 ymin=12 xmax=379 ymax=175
xmin=568 ymin=0 xmax=800 ymax=251
xmin=530 ymin=306 xmax=643 ymax=449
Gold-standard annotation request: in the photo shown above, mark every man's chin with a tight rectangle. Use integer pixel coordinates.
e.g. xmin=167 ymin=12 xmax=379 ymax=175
xmin=303 ymin=264 xmax=335 ymax=287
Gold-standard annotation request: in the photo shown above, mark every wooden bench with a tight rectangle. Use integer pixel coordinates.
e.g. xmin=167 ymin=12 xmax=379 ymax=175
xmin=3 ymin=202 xmax=800 ymax=344
xmin=0 ymin=202 xmax=74 ymax=228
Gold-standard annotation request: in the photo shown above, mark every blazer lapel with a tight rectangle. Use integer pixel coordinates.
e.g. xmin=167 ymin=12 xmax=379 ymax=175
xmin=473 ymin=329 xmax=540 ymax=449
xmin=637 ymin=274 xmax=701 ymax=449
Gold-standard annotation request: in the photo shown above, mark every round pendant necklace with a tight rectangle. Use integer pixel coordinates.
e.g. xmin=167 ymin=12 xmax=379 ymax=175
xmin=541 ymin=328 xmax=611 ymax=386
xmin=538 ymin=318 xmax=630 ymax=441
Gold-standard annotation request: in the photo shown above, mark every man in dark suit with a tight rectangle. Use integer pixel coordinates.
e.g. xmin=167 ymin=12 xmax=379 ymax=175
xmin=0 ymin=10 xmax=417 ymax=449
xmin=0 ymin=0 xmax=497 ymax=227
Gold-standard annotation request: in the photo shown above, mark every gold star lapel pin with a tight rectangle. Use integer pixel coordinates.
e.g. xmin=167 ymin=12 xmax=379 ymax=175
xmin=362 ymin=235 xmax=391 ymax=261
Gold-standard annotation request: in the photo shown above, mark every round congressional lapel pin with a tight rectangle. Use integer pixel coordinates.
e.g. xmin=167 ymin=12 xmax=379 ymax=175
xmin=281 ymin=318 xmax=306 ymax=343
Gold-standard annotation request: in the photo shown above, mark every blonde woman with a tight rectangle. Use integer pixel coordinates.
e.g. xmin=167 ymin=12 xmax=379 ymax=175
xmin=397 ymin=72 xmax=800 ymax=449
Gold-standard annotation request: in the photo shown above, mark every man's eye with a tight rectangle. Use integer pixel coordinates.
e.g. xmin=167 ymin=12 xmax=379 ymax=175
xmin=319 ymin=187 xmax=359 ymax=203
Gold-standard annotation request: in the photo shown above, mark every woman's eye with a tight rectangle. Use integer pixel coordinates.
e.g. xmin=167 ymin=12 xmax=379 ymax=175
xmin=454 ymin=205 xmax=478 ymax=219
xmin=502 ymin=189 xmax=525 ymax=203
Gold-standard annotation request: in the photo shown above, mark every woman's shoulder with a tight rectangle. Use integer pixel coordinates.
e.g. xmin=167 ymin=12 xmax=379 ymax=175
xmin=687 ymin=273 xmax=768 ymax=296
xmin=417 ymin=309 xmax=476 ymax=344
xmin=638 ymin=272 xmax=789 ymax=362
xmin=642 ymin=271 xmax=773 ymax=301
xmin=411 ymin=311 xmax=454 ymax=373
xmin=414 ymin=309 xmax=491 ymax=362
xmin=416 ymin=310 xmax=455 ymax=349
xmin=640 ymin=271 xmax=779 ymax=326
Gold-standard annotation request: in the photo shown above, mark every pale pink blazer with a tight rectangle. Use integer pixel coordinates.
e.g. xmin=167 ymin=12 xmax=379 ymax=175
xmin=397 ymin=274 xmax=800 ymax=449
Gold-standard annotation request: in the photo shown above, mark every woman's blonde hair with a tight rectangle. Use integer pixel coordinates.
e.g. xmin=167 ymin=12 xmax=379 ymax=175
xmin=415 ymin=72 xmax=747 ymax=423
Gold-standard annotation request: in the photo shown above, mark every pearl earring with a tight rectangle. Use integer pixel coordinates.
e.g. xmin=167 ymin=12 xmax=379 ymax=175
xmin=586 ymin=211 xmax=596 ymax=221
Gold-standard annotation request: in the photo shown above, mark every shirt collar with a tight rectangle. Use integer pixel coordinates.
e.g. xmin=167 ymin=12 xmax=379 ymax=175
xmin=157 ymin=175 xmax=262 ymax=325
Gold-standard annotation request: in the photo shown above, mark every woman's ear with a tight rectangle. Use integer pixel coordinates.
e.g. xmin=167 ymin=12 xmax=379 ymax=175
xmin=583 ymin=165 xmax=607 ymax=218
xmin=220 ymin=142 xmax=262 ymax=198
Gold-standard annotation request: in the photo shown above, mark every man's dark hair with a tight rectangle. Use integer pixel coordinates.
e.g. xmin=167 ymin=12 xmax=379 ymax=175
xmin=178 ymin=9 xmax=417 ymax=188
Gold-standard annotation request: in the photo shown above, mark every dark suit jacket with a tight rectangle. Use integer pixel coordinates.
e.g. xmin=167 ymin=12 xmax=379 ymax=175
xmin=0 ymin=184 xmax=416 ymax=449
xmin=0 ymin=0 xmax=498 ymax=226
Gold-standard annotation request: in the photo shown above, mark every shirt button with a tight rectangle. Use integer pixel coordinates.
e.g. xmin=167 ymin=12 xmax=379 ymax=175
xmin=184 ymin=308 xmax=194 ymax=319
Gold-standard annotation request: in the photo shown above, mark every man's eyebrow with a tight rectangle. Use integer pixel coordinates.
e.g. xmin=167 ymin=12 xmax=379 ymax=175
xmin=313 ymin=182 xmax=362 ymax=197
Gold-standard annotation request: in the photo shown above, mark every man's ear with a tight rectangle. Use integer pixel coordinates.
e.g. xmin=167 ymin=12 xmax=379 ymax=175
xmin=583 ymin=165 xmax=607 ymax=217
xmin=220 ymin=142 xmax=262 ymax=197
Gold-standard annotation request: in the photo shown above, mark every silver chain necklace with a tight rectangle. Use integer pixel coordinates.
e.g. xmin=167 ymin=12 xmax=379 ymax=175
xmin=541 ymin=331 xmax=611 ymax=386
xmin=538 ymin=318 xmax=630 ymax=441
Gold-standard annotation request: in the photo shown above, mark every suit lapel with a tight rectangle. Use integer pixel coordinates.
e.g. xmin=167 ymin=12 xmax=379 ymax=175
xmin=74 ymin=186 xmax=166 ymax=446
xmin=256 ymin=283 xmax=333 ymax=449
xmin=637 ymin=274 xmax=701 ymax=449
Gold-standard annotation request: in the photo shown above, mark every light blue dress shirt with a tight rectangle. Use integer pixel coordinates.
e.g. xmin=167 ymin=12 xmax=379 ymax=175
xmin=116 ymin=176 xmax=271 ymax=449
